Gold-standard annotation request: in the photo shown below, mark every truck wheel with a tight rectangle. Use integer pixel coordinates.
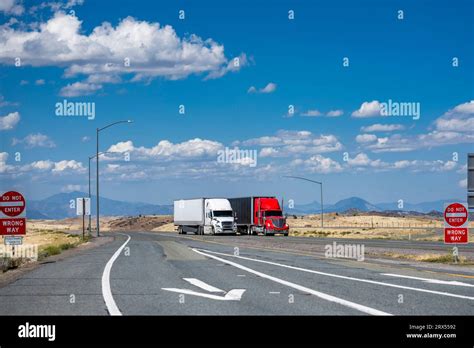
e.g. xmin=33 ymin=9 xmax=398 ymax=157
xmin=284 ymin=233 xmax=289 ymax=237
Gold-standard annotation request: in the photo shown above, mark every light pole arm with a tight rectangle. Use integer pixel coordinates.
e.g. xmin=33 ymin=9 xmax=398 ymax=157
xmin=283 ymin=175 xmax=324 ymax=228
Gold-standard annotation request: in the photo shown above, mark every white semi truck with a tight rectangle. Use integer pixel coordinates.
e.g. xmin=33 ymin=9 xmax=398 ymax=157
xmin=174 ymin=198 xmax=236 ymax=235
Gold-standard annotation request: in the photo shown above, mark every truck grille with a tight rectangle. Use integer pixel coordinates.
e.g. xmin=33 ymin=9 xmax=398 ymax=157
xmin=271 ymin=218 xmax=285 ymax=228
xmin=222 ymin=222 xmax=233 ymax=230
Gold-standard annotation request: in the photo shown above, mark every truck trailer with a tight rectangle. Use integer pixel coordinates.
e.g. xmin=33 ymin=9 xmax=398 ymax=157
xmin=228 ymin=197 xmax=289 ymax=236
xmin=174 ymin=198 xmax=236 ymax=235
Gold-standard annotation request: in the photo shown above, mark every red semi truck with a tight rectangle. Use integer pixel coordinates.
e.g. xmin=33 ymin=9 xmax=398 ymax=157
xmin=228 ymin=197 xmax=289 ymax=236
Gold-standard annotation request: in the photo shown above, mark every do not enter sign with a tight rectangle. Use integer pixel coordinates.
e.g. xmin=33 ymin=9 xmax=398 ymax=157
xmin=0 ymin=191 xmax=26 ymax=236
xmin=0 ymin=191 xmax=25 ymax=217
xmin=444 ymin=202 xmax=469 ymax=244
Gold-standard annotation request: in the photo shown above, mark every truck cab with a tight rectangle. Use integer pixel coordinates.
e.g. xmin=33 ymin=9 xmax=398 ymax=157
xmin=254 ymin=197 xmax=289 ymax=236
xmin=205 ymin=199 xmax=236 ymax=234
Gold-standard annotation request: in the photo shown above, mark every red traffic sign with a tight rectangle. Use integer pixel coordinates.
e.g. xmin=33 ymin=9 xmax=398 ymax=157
xmin=0 ymin=218 xmax=25 ymax=235
xmin=0 ymin=191 xmax=26 ymax=236
xmin=0 ymin=191 xmax=25 ymax=217
xmin=444 ymin=203 xmax=468 ymax=227
xmin=444 ymin=228 xmax=468 ymax=244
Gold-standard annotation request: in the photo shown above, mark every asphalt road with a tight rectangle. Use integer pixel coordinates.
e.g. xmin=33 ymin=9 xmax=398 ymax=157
xmin=0 ymin=231 xmax=473 ymax=315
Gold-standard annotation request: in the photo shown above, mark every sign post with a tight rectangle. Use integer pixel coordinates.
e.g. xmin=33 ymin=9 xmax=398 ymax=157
xmin=444 ymin=203 xmax=469 ymax=262
xmin=76 ymin=198 xmax=91 ymax=239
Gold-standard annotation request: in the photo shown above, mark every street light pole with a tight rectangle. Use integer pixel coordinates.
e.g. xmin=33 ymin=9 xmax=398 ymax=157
xmin=283 ymin=176 xmax=324 ymax=227
xmin=96 ymin=127 xmax=99 ymax=236
xmin=88 ymin=156 xmax=92 ymax=235
xmin=96 ymin=120 xmax=132 ymax=237
xmin=89 ymin=151 xmax=114 ymax=234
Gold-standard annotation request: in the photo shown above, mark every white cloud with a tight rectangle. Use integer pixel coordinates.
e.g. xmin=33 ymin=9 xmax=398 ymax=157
xmin=326 ymin=110 xmax=343 ymax=117
xmin=30 ymin=160 xmax=54 ymax=171
xmin=301 ymin=109 xmax=323 ymax=117
xmin=107 ymin=138 xmax=223 ymax=160
xmin=355 ymin=134 xmax=377 ymax=144
xmin=361 ymin=124 xmax=405 ymax=132
xmin=248 ymin=82 xmax=277 ymax=94
xmin=0 ymin=0 xmax=24 ymax=15
xmin=352 ymin=100 xmax=383 ymax=118
xmin=12 ymin=133 xmax=56 ymax=148
xmin=0 ymin=12 xmax=244 ymax=96
xmin=357 ymin=101 xmax=474 ymax=152
xmin=259 ymin=147 xmax=279 ymax=158
xmin=434 ymin=100 xmax=474 ymax=132
xmin=459 ymin=178 xmax=467 ymax=188
xmin=0 ymin=111 xmax=20 ymax=130
xmin=0 ymin=95 xmax=18 ymax=107
xmin=59 ymin=82 xmax=102 ymax=97
xmin=52 ymin=160 xmax=84 ymax=173
xmin=301 ymin=109 xmax=343 ymax=117
xmin=61 ymin=184 xmax=82 ymax=192
xmin=239 ymin=130 xmax=343 ymax=156
xmin=81 ymin=135 xmax=90 ymax=142
xmin=293 ymin=155 xmax=343 ymax=174
xmin=35 ymin=79 xmax=45 ymax=85
xmin=347 ymin=153 xmax=371 ymax=166
xmin=0 ymin=152 xmax=12 ymax=173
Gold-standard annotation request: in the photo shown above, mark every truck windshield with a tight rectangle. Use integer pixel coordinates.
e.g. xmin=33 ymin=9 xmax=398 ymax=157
xmin=264 ymin=210 xmax=283 ymax=217
xmin=213 ymin=210 xmax=233 ymax=217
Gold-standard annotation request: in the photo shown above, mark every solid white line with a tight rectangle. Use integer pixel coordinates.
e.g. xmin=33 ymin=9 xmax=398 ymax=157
xmin=198 ymin=249 xmax=474 ymax=301
xmin=269 ymin=291 xmax=280 ymax=294
xmin=183 ymin=278 xmax=224 ymax=292
xmin=101 ymin=234 xmax=131 ymax=316
xmin=382 ymin=273 xmax=474 ymax=287
xmin=192 ymin=248 xmax=391 ymax=316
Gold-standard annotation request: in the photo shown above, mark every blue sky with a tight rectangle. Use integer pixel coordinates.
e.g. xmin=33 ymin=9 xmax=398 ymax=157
xmin=0 ymin=0 xmax=473 ymax=206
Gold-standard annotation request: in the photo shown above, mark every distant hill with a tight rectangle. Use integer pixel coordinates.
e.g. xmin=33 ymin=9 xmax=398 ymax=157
xmin=288 ymin=197 xmax=459 ymax=215
xmin=28 ymin=191 xmax=172 ymax=219
xmin=27 ymin=191 xmax=460 ymax=219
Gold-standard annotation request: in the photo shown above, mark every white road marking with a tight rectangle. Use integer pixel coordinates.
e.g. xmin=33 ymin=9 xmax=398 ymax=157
xmin=101 ymin=234 xmax=131 ymax=316
xmin=162 ymin=278 xmax=245 ymax=301
xmin=183 ymin=278 xmax=224 ymax=292
xmin=269 ymin=291 xmax=280 ymax=294
xmin=382 ymin=273 xmax=474 ymax=287
xmin=192 ymin=248 xmax=391 ymax=316
xmin=237 ymin=274 xmax=246 ymax=277
xmin=197 ymin=249 xmax=474 ymax=301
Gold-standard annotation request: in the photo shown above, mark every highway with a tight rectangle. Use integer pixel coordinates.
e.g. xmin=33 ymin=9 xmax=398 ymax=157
xmin=0 ymin=231 xmax=473 ymax=315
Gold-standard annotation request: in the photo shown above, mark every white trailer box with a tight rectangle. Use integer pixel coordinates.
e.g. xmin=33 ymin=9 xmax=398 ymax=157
xmin=174 ymin=198 xmax=205 ymax=226
xmin=174 ymin=198 xmax=235 ymax=235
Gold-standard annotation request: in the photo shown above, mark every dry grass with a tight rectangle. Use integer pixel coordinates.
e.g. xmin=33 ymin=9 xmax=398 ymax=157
xmin=286 ymin=213 xmax=448 ymax=241
xmin=1 ymin=228 xmax=89 ymax=271
xmin=371 ymin=252 xmax=474 ymax=265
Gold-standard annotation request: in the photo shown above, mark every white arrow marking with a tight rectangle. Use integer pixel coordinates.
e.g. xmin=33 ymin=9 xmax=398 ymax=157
xmin=182 ymin=278 xmax=224 ymax=293
xmin=382 ymin=273 xmax=474 ymax=287
xmin=162 ymin=278 xmax=245 ymax=301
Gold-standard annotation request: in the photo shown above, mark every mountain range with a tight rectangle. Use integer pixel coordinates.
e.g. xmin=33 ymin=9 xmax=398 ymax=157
xmin=26 ymin=191 xmax=461 ymax=219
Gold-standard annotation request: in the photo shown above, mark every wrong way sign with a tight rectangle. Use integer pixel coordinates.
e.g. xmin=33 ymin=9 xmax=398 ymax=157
xmin=0 ymin=191 xmax=26 ymax=235
xmin=444 ymin=202 xmax=469 ymax=244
